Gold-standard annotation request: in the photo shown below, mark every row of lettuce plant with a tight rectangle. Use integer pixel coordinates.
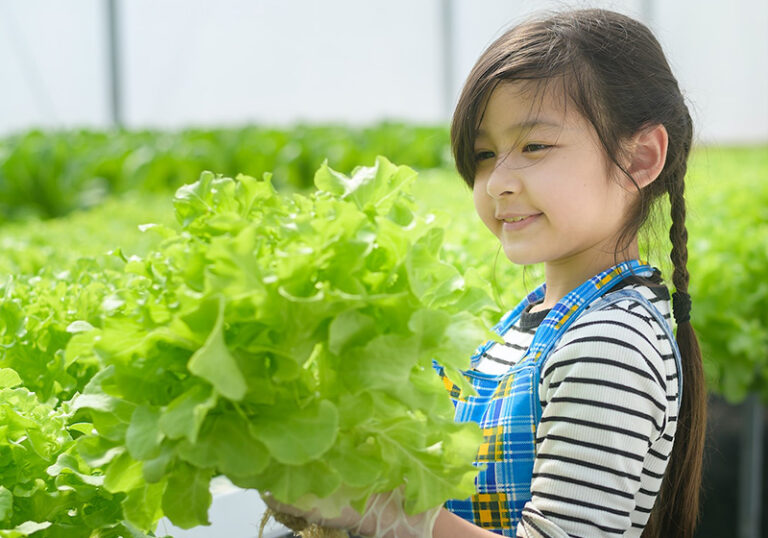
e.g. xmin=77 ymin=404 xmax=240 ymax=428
xmin=0 ymin=125 xmax=450 ymax=222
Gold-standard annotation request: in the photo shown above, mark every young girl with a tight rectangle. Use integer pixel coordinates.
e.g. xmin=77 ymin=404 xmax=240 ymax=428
xmin=267 ymin=8 xmax=706 ymax=538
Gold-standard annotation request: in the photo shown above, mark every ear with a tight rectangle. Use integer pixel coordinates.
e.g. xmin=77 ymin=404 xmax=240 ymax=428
xmin=625 ymin=123 xmax=668 ymax=189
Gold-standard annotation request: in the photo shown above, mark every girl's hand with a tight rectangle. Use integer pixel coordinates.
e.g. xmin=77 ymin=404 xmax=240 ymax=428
xmin=261 ymin=488 xmax=441 ymax=538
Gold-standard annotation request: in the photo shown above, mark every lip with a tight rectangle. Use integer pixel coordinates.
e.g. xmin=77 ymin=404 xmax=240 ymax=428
xmin=497 ymin=213 xmax=542 ymax=231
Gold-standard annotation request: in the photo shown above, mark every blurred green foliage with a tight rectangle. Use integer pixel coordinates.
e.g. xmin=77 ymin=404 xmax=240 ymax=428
xmin=0 ymin=125 xmax=451 ymax=221
xmin=685 ymin=146 xmax=768 ymax=402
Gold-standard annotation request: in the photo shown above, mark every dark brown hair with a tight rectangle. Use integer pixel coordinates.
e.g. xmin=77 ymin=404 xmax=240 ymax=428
xmin=451 ymin=9 xmax=706 ymax=538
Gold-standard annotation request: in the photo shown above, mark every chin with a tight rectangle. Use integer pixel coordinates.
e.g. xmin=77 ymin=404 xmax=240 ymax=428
xmin=501 ymin=247 xmax=543 ymax=266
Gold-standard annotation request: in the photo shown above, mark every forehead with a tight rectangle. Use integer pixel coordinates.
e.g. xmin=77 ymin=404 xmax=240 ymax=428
xmin=475 ymin=80 xmax=580 ymax=136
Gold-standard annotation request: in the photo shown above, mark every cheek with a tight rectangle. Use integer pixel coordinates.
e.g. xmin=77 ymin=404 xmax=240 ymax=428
xmin=472 ymin=181 xmax=484 ymax=211
xmin=472 ymin=183 xmax=498 ymax=232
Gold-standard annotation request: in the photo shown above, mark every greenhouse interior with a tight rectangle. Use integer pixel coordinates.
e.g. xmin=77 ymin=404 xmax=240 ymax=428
xmin=1 ymin=1 xmax=766 ymax=537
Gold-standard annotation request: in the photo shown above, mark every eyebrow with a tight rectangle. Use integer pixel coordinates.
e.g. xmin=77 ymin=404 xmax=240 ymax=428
xmin=475 ymin=120 xmax=562 ymax=138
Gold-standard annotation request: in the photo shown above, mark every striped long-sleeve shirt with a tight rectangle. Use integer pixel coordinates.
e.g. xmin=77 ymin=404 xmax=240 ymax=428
xmin=474 ymin=274 xmax=679 ymax=537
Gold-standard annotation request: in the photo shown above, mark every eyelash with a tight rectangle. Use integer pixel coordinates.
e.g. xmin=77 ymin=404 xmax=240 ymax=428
xmin=473 ymin=144 xmax=552 ymax=162
xmin=474 ymin=150 xmax=495 ymax=162
xmin=523 ymin=143 xmax=551 ymax=153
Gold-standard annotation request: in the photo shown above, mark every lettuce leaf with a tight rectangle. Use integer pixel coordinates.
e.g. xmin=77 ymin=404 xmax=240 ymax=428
xmin=58 ymin=157 xmax=496 ymax=530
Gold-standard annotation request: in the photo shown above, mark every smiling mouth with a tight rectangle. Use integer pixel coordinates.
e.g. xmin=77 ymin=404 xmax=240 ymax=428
xmin=500 ymin=214 xmax=540 ymax=223
xmin=499 ymin=214 xmax=541 ymax=229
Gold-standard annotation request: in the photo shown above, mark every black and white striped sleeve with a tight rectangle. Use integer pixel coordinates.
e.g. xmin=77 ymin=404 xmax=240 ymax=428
xmin=516 ymin=305 xmax=675 ymax=538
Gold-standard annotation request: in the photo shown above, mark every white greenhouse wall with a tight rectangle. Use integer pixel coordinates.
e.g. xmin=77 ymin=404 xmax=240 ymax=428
xmin=0 ymin=0 xmax=110 ymax=133
xmin=0 ymin=0 xmax=766 ymax=144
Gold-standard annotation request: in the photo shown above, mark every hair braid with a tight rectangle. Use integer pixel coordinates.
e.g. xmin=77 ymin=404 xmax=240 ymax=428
xmin=668 ymin=170 xmax=690 ymax=295
xmin=644 ymin=163 xmax=706 ymax=538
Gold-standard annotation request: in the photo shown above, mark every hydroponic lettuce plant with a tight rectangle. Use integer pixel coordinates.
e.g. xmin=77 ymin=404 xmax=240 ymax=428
xmin=0 ymin=379 xmax=151 ymax=538
xmin=66 ymin=157 xmax=496 ymax=533
xmin=1 ymin=265 xmax=160 ymax=537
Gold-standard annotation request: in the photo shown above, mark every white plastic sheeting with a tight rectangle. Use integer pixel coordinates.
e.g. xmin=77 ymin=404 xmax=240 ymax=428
xmin=1 ymin=0 xmax=766 ymax=143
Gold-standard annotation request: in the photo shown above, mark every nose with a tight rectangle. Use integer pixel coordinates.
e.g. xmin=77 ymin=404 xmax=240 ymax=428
xmin=484 ymin=156 xmax=521 ymax=199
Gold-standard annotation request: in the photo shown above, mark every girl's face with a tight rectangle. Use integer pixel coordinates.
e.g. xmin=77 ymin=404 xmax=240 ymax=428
xmin=472 ymin=81 xmax=637 ymax=270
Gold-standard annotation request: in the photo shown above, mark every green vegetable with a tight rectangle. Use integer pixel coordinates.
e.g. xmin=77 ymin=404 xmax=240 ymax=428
xmin=0 ymin=386 xmax=150 ymax=537
xmin=65 ymin=157 xmax=492 ymax=531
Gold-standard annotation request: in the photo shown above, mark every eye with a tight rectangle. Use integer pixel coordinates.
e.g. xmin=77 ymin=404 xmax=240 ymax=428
xmin=474 ymin=150 xmax=495 ymax=162
xmin=522 ymin=143 xmax=551 ymax=153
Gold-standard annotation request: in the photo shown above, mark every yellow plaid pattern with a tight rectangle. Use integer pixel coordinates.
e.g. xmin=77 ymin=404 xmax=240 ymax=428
xmin=441 ymin=374 xmax=463 ymax=399
xmin=471 ymin=492 xmax=513 ymax=529
xmin=554 ymin=303 xmax=579 ymax=329
xmin=493 ymin=373 xmax=517 ymax=399
xmin=477 ymin=425 xmax=505 ymax=462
